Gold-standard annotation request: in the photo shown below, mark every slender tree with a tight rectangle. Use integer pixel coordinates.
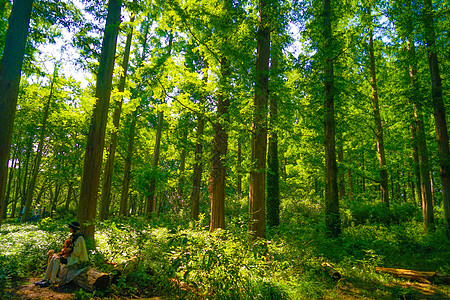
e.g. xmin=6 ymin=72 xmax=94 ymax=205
xmin=322 ymin=0 xmax=340 ymax=237
xmin=365 ymin=5 xmax=389 ymax=208
xmin=0 ymin=0 xmax=34 ymax=227
xmin=119 ymin=18 xmax=150 ymax=216
xmin=209 ymin=58 xmax=230 ymax=231
xmin=119 ymin=108 xmax=138 ymax=216
xmin=100 ymin=17 xmax=134 ymax=221
xmin=77 ymin=0 xmax=122 ymax=241
xmin=267 ymin=41 xmax=280 ymax=228
xmin=147 ymin=110 xmax=164 ymax=217
xmin=190 ymin=66 xmax=207 ymax=221
xmin=397 ymin=0 xmax=435 ymax=231
xmin=422 ymin=0 xmax=450 ymax=237
xmin=22 ymin=67 xmax=58 ymax=221
xmin=146 ymin=34 xmax=173 ymax=218
xmin=249 ymin=0 xmax=271 ymax=238
xmin=236 ymin=138 xmax=243 ymax=197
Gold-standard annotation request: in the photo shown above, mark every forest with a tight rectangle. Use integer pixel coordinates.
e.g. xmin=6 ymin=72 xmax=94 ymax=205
xmin=0 ymin=0 xmax=449 ymax=298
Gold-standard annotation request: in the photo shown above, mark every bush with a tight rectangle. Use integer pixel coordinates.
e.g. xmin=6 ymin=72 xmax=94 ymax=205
xmin=0 ymin=255 xmax=21 ymax=298
xmin=343 ymin=201 xmax=420 ymax=227
xmin=167 ymin=228 xmax=288 ymax=299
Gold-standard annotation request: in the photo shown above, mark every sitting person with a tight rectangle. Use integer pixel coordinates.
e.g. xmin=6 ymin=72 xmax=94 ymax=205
xmin=35 ymin=221 xmax=89 ymax=287
xmin=59 ymin=238 xmax=73 ymax=260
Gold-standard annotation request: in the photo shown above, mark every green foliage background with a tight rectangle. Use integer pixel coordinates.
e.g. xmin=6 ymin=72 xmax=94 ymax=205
xmin=1 ymin=198 xmax=449 ymax=299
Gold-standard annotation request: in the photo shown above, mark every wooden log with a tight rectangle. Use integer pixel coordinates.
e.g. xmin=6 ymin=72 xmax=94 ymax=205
xmin=375 ymin=267 xmax=450 ymax=284
xmin=73 ymin=267 xmax=110 ymax=291
xmin=321 ymin=262 xmax=342 ymax=281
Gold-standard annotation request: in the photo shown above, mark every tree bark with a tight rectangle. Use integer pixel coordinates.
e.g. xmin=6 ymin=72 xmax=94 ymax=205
xmin=267 ymin=43 xmax=280 ymax=228
xmin=348 ymin=168 xmax=353 ymax=201
xmin=237 ymin=138 xmax=242 ymax=197
xmin=100 ymin=19 xmax=133 ymax=221
xmin=209 ymin=59 xmax=230 ymax=232
xmin=176 ymin=126 xmax=188 ymax=202
xmin=11 ymin=161 xmax=22 ymax=219
xmin=411 ymin=125 xmax=421 ymax=206
xmin=422 ymin=0 xmax=450 ymax=237
xmin=119 ymin=109 xmax=138 ymax=216
xmin=405 ymin=27 xmax=434 ymax=231
xmin=368 ymin=26 xmax=389 ymax=208
xmin=0 ymin=0 xmax=34 ymax=228
xmin=77 ymin=0 xmax=122 ymax=241
xmin=3 ymin=147 xmax=17 ymax=218
xmin=50 ymin=183 xmax=61 ymax=217
xmin=249 ymin=0 xmax=270 ymax=239
xmin=146 ymin=111 xmax=164 ymax=217
xmin=65 ymin=181 xmax=74 ymax=211
xmin=322 ymin=0 xmax=340 ymax=237
xmin=338 ymin=144 xmax=345 ymax=200
xmin=20 ymin=138 xmax=32 ymax=212
xmin=361 ymin=148 xmax=366 ymax=193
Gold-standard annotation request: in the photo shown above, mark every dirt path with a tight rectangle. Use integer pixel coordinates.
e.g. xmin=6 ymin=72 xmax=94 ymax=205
xmin=9 ymin=277 xmax=166 ymax=300
xmin=9 ymin=277 xmax=77 ymax=300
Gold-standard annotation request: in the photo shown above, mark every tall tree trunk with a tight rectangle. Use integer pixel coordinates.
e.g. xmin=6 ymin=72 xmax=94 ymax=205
xmin=348 ymin=168 xmax=353 ymax=201
xmin=323 ymin=0 xmax=340 ymax=237
xmin=249 ymin=0 xmax=270 ymax=239
xmin=0 ymin=0 xmax=34 ymax=228
xmin=411 ymin=125 xmax=421 ymax=206
xmin=190 ymin=70 xmax=207 ymax=221
xmin=3 ymin=147 xmax=17 ymax=218
xmin=23 ymin=67 xmax=57 ymax=221
xmin=177 ymin=128 xmax=188 ymax=202
xmin=35 ymin=181 xmax=47 ymax=206
xmin=405 ymin=26 xmax=434 ymax=231
xmin=361 ymin=148 xmax=366 ymax=193
xmin=119 ymin=109 xmax=138 ymax=216
xmin=267 ymin=43 xmax=280 ymax=228
xmin=368 ymin=25 xmax=389 ymax=208
xmin=65 ymin=182 xmax=74 ymax=211
xmin=118 ymin=19 xmax=150 ymax=217
xmin=338 ymin=144 xmax=345 ymax=200
xmin=422 ymin=0 xmax=450 ymax=237
xmin=146 ymin=111 xmax=163 ymax=217
xmin=51 ymin=183 xmax=61 ymax=217
xmin=21 ymin=139 xmax=32 ymax=211
xmin=100 ymin=19 xmax=133 ymax=221
xmin=237 ymin=138 xmax=242 ymax=197
xmin=77 ymin=0 xmax=122 ymax=241
xmin=145 ymin=34 xmax=172 ymax=218
xmin=11 ymin=161 xmax=22 ymax=219
xmin=209 ymin=59 xmax=230 ymax=232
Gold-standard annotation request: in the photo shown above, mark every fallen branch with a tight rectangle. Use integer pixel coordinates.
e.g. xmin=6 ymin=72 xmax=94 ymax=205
xmin=376 ymin=267 xmax=450 ymax=284
xmin=321 ymin=262 xmax=342 ymax=281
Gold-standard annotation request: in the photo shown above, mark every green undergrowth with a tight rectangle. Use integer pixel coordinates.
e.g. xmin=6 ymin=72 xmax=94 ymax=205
xmin=1 ymin=197 xmax=450 ymax=299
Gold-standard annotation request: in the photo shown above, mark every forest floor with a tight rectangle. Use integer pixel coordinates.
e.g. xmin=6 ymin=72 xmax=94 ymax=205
xmin=2 ymin=211 xmax=450 ymax=299
xmin=8 ymin=277 xmax=165 ymax=300
xmin=7 ymin=276 xmax=450 ymax=299
xmin=336 ymin=279 xmax=450 ymax=299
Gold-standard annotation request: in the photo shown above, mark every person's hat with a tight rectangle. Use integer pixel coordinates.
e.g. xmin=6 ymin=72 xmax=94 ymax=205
xmin=68 ymin=221 xmax=81 ymax=229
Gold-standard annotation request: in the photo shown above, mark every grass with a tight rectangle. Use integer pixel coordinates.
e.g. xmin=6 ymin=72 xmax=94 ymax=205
xmin=1 ymin=196 xmax=450 ymax=299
